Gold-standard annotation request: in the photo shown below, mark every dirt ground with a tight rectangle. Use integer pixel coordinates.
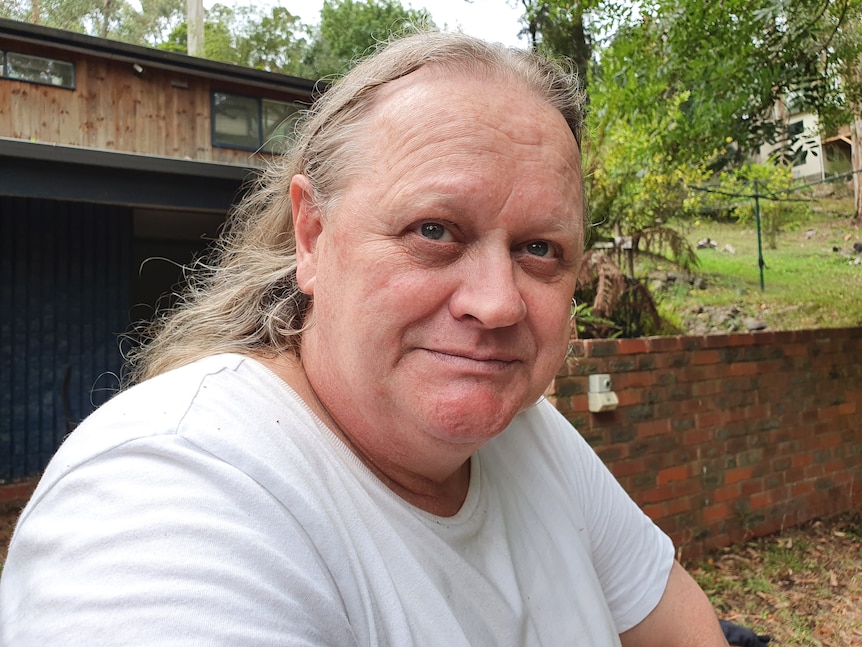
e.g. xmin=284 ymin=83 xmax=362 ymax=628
xmin=688 ymin=512 xmax=862 ymax=646
xmin=0 ymin=498 xmax=28 ymax=566
xmin=1 ymin=498 xmax=859 ymax=645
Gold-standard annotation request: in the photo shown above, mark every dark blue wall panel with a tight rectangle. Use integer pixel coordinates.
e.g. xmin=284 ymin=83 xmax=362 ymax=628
xmin=0 ymin=197 xmax=132 ymax=480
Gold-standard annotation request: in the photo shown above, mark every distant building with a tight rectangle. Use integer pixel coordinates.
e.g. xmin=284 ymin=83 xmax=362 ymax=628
xmin=0 ymin=18 xmax=317 ymax=481
xmin=756 ymin=98 xmax=852 ymax=184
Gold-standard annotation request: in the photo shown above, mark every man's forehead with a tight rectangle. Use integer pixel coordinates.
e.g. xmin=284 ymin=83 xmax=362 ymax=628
xmin=366 ymin=66 xmax=577 ymax=154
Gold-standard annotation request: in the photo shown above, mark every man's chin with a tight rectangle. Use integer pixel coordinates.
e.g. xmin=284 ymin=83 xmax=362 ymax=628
xmin=422 ymin=395 xmax=527 ymax=444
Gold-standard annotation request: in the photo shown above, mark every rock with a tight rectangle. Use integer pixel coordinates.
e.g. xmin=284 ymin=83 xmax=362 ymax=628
xmin=744 ymin=317 xmax=768 ymax=331
xmin=805 ymin=229 xmax=817 ymax=240
xmin=723 ymin=244 xmax=736 ymax=254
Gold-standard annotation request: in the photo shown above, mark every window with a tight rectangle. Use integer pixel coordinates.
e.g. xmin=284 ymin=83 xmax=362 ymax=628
xmin=2 ymin=51 xmax=75 ymax=89
xmin=261 ymin=99 xmax=301 ymax=153
xmin=212 ymin=91 xmax=301 ymax=153
xmin=787 ymin=120 xmax=808 ymax=167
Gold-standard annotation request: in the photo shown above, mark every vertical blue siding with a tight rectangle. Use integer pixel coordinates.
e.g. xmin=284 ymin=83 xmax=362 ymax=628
xmin=0 ymin=197 xmax=132 ymax=480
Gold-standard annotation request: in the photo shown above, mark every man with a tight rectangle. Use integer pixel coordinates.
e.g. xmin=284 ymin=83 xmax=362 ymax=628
xmin=1 ymin=32 xmax=728 ymax=645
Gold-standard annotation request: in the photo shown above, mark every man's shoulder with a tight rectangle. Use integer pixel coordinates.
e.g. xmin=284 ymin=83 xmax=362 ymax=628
xmin=45 ymin=354 xmax=311 ymax=480
xmin=76 ymin=353 xmax=261 ymax=436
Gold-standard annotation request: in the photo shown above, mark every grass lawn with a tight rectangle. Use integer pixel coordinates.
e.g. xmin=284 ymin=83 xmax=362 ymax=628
xmin=655 ymin=211 xmax=862 ymax=334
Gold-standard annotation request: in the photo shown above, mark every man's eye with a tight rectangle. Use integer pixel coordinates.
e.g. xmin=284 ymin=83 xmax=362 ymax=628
xmin=524 ymin=241 xmax=556 ymax=258
xmin=418 ymin=222 xmax=452 ymax=241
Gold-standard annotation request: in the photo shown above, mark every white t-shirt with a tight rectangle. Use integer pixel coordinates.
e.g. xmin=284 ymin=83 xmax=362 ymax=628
xmin=1 ymin=354 xmax=673 ymax=646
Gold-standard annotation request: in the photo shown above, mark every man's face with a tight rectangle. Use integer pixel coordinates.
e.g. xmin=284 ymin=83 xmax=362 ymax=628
xmin=294 ymin=68 xmax=583 ymax=454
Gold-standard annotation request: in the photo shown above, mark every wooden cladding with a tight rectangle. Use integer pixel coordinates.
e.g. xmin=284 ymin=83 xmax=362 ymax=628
xmin=0 ymin=41 xmax=308 ymax=167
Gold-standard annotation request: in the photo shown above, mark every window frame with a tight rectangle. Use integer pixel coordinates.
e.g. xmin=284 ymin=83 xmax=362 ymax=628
xmin=1 ymin=50 xmax=76 ymax=90
xmin=211 ymin=90 xmax=300 ymax=153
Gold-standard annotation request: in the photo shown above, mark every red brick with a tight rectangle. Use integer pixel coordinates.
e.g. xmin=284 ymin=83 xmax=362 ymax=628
xmin=671 ymin=480 xmax=700 ymax=498
xmin=657 ymin=466 xmax=688 ymax=486
xmin=665 ymin=496 xmax=694 ymax=516
xmin=790 ymin=454 xmax=814 ymax=467
xmin=616 ymin=338 xmax=650 ymax=355
xmin=703 ymin=503 xmax=731 ymax=524
xmin=838 ymin=402 xmax=857 ymax=416
xmin=636 ymin=419 xmax=671 ymax=438
xmin=610 ymin=458 xmax=647 ymax=478
xmin=729 ymin=362 xmax=759 ymax=377
xmin=692 ymin=350 xmax=721 ymax=366
xmin=615 ymin=372 xmax=657 ymax=389
xmin=803 ymin=464 xmax=825 ymax=479
xmin=712 ymin=484 xmax=740 ymax=503
xmin=683 ymin=429 xmax=712 ymax=446
xmin=642 ymin=486 xmax=675 ymax=504
xmin=0 ymin=480 xmax=37 ymax=503
xmin=642 ymin=503 xmax=666 ymax=523
xmin=750 ymin=490 xmax=773 ymax=509
xmin=695 ymin=411 xmax=724 ymax=428
xmin=725 ymin=466 xmax=754 ymax=485
xmin=741 ymin=478 xmax=764 ymax=496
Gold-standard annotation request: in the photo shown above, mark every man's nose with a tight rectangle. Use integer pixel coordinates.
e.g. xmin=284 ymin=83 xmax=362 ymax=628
xmin=448 ymin=251 xmax=527 ymax=329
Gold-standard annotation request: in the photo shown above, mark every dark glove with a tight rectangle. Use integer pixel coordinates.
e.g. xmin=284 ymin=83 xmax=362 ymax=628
xmin=719 ymin=619 xmax=771 ymax=646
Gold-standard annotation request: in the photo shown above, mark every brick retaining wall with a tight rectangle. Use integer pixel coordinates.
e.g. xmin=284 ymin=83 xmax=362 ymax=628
xmin=4 ymin=328 xmax=860 ymax=562
xmin=551 ymin=327 xmax=862 ymax=561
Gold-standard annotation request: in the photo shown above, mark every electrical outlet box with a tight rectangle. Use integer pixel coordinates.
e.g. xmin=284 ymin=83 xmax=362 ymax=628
xmin=588 ymin=374 xmax=618 ymax=412
xmin=588 ymin=374 xmax=613 ymax=393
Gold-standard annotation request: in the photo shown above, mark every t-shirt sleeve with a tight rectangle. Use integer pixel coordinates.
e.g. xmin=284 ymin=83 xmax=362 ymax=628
xmin=0 ymin=436 xmax=360 ymax=646
xmin=538 ymin=400 xmax=675 ymax=633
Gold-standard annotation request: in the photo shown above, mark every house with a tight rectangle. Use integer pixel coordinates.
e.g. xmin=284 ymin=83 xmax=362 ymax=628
xmin=756 ymin=100 xmax=853 ymax=184
xmin=0 ymin=18 xmax=317 ymax=481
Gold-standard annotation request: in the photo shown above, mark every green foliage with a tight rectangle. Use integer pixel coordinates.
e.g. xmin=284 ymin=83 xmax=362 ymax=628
xmin=573 ymin=250 xmax=665 ymax=338
xmin=0 ymin=0 xmax=184 ymax=44
xmin=585 ymin=66 xmax=711 ymax=237
xmin=2 ymin=0 xmax=434 ymax=80
xmin=708 ymin=164 xmax=813 ymax=249
xmin=531 ymin=0 xmax=862 ymax=173
xmin=570 ymin=301 xmax=620 ymax=339
xmin=159 ymin=4 xmax=312 ymax=76
xmin=307 ymin=0 xmax=434 ymax=77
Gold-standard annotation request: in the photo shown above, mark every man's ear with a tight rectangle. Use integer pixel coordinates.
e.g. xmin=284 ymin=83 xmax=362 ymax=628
xmin=291 ymin=175 xmax=323 ymax=295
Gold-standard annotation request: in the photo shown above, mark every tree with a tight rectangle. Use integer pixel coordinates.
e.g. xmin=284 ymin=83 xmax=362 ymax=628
xmin=0 ymin=0 xmax=184 ymax=46
xmin=525 ymin=1 xmax=862 ymax=171
xmin=304 ymin=0 xmax=435 ymax=78
xmin=158 ymin=4 xmax=312 ymax=76
xmin=809 ymin=0 xmax=862 ymax=225
xmin=515 ymin=0 xmax=591 ymax=80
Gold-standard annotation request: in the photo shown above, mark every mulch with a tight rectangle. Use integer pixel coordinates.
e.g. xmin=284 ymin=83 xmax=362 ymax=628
xmin=688 ymin=512 xmax=862 ymax=646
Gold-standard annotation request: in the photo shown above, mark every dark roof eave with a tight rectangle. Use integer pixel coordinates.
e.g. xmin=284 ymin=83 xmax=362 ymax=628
xmin=0 ymin=138 xmax=260 ymax=212
xmin=0 ymin=137 xmax=254 ymax=179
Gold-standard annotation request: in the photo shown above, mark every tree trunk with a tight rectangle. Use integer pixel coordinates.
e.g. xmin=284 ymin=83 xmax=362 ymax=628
xmin=99 ymin=0 xmax=112 ymax=38
xmin=852 ymin=115 xmax=862 ymax=226
xmin=187 ymin=0 xmax=205 ymax=58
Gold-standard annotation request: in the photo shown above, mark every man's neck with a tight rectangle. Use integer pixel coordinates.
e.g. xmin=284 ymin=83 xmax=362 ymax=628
xmin=255 ymin=353 xmax=472 ymax=516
